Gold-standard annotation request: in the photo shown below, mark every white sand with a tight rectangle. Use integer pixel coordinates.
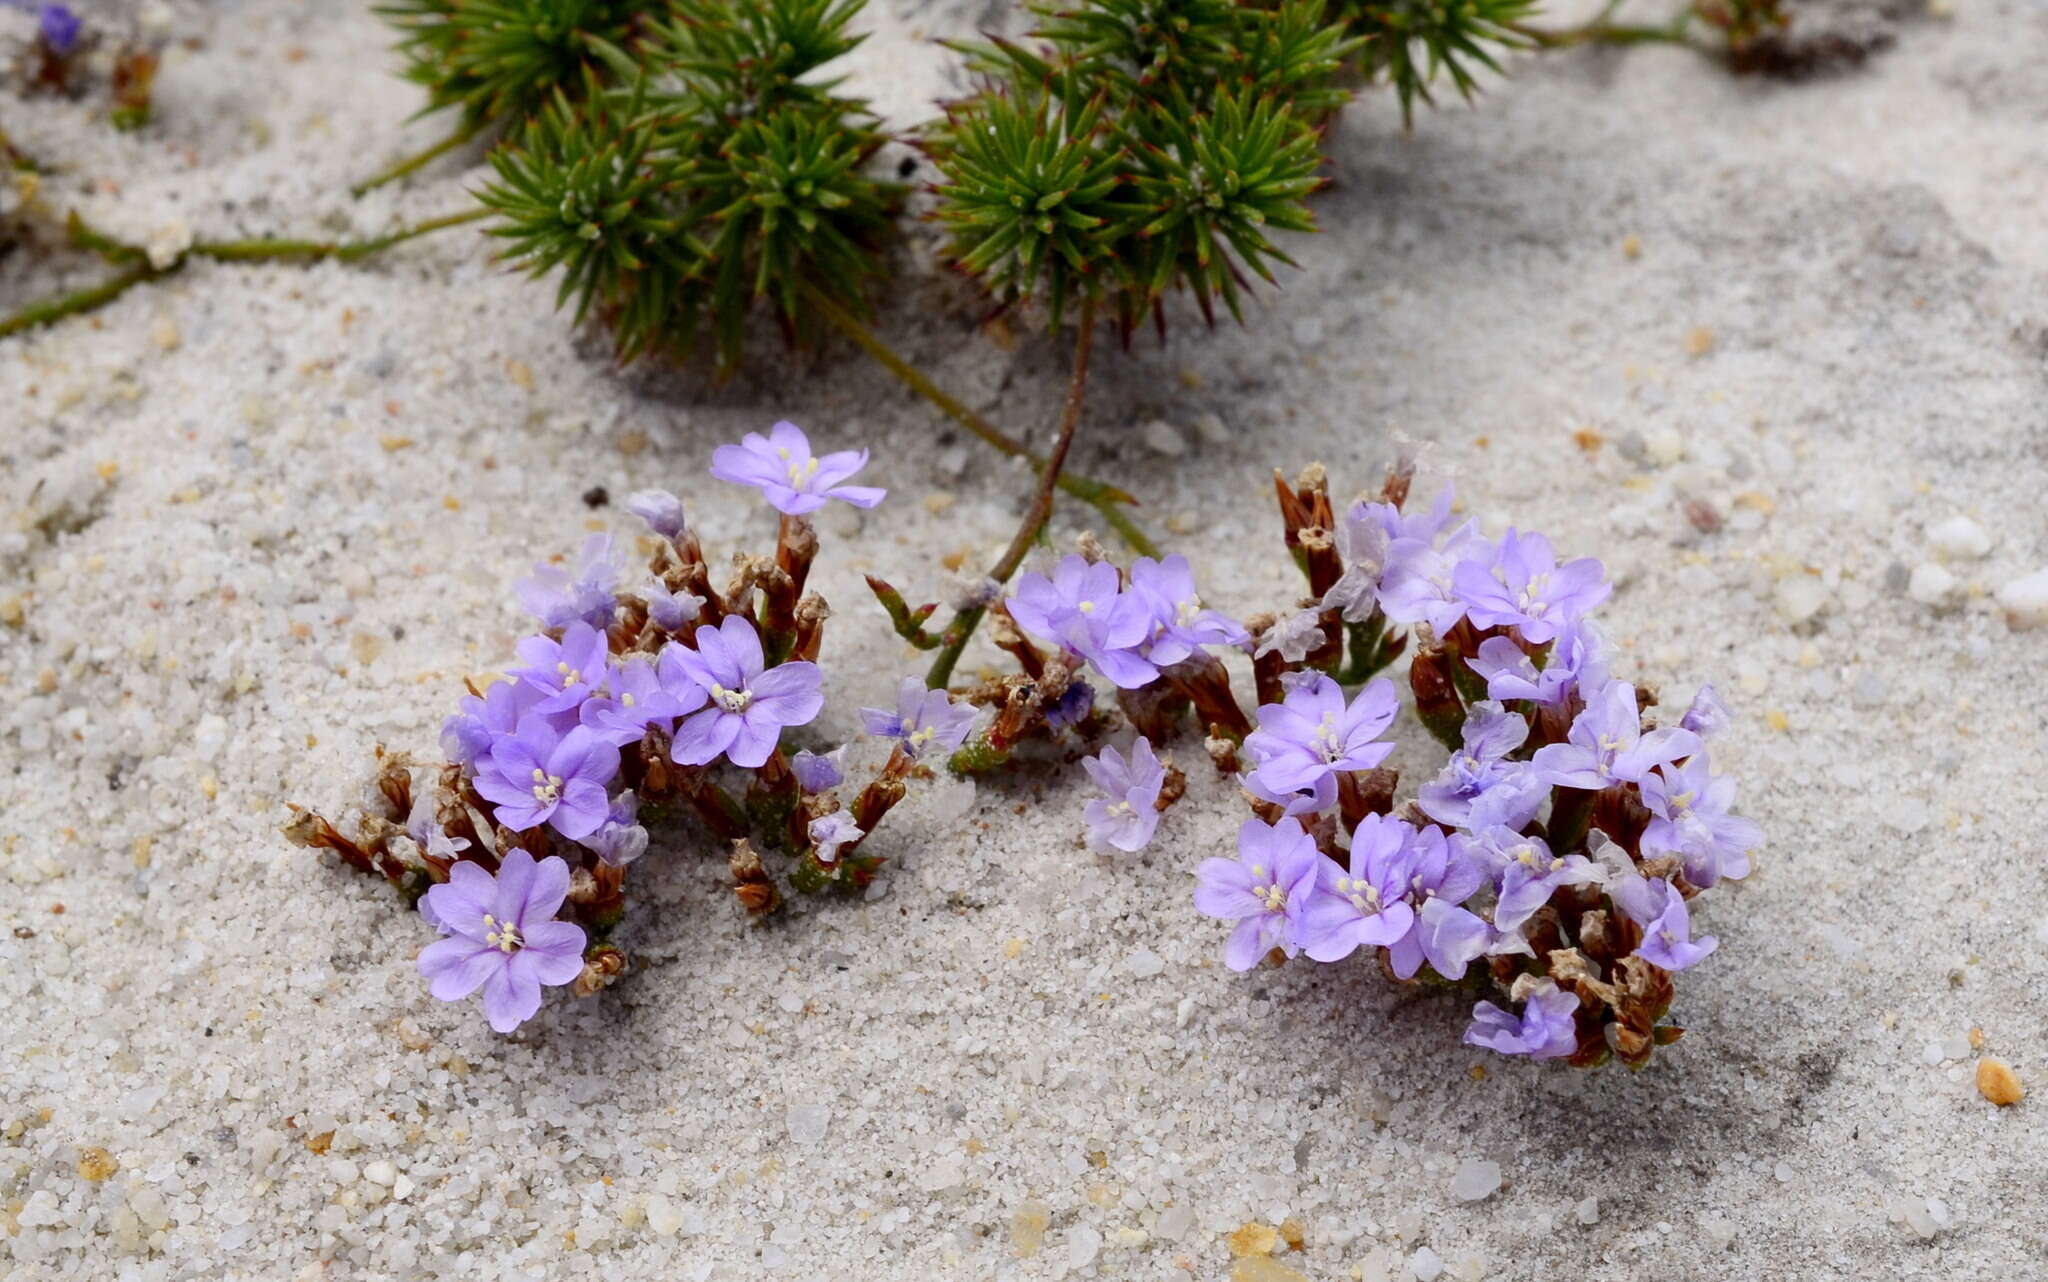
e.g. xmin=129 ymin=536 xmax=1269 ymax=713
xmin=4 ymin=2 xmax=2045 ymax=1279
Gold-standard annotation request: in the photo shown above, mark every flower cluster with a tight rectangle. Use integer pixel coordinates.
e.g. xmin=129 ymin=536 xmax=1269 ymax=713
xmin=1187 ymin=464 xmax=1761 ymax=1068
xmin=291 ymin=422 xmax=981 ymax=1032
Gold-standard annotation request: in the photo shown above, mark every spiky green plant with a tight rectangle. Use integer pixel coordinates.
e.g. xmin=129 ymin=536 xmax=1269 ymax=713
xmin=930 ymin=0 xmax=1356 ymax=338
xmin=374 ymin=0 xmax=672 ymax=128
xmin=1326 ymin=0 xmax=1538 ymax=124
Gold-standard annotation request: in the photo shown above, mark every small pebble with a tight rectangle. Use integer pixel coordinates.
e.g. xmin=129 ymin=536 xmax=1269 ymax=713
xmin=1140 ymin=419 xmax=1187 ymax=457
xmin=1774 ymin=576 xmax=1829 ymax=624
xmin=1994 ymin=569 xmax=2048 ymax=629
xmin=1409 ymin=1245 xmax=1445 ymax=1282
xmin=1233 ymin=1259 xmax=1308 ymax=1282
xmin=646 ymin=1194 xmax=684 ymax=1237
xmin=77 ymin=1147 xmax=118 ymax=1181
xmin=1975 ymin=1057 xmax=2023 ymax=1106
xmin=1449 ymin=1158 xmax=1501 ymax=1203
xmin=1926 ymin=515 xmax=1991 ymax=560
xmin=1009 ymin=1199 xmax=1050 ymax=1256
xmin=1227 ymin=1222 xmax=1278 ymax=1257
xmin=1574 ymin=1197 xmax=1600 ymax=1225
xmin=1907 ymin=562 xmax=1957 ymax=605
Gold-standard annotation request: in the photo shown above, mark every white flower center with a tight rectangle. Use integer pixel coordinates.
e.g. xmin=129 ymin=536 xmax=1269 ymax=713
xmin=709 ymin=682 xmax=753 ymax=714
xmin=907 ymin=725 xmax=936 ymax=749
xmin=1333 ymin=876 xmax=1380 ymax=914
xmin=1256 ymin=883 xmax=1288 ymax=913
xmin=1175 ymin=596 xmax=1202 ymax=626
xmin=1313 ymin=712 xmax=1345 ymax=762
xmin=529 ymin=768 xmax=564 ymax=804
xmin=483 ymin=914 xmax=522 ymax=954
xmin=555 ymin=660 xmax=581 ymax=688
xmin=1670 ymin=789 xmax=1696 ymax=815
xmin=783 ymin=454 xmax=820 ymax=487
xmin=620 ymin=692 xmax=636 ymax=708
xmin=1517 ymin=572 xmax=1552 ymax=615
xmin=1077 ymin=600 xmax=1095 ymax=614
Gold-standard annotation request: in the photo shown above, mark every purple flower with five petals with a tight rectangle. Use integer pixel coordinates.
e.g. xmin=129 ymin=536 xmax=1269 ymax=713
xmin=1129 ymin=555 xmax=1248 ymax=665
xmin=1531 ymin=680 xmax=1701 ymax=790
xmin=1462 ymin=827 xmax=1601 ymax=936
xmin=472 ymin=717 xmax=621 ymax=839
xmin=1375 ymin=520 xmax=1491 ymax=636
xmin=1466 ymin=619 xmax=1609 ymax=707
xmin=1463 ymin=978 xmax=1581 ymax=1060
xmin=1005 ymin=555 xmax=1159 ymax=689
xmin=579 ymin=647 xmax=705 ymax=746
xmin=709 ymin=420 xmax=886 ymax=515
xmin=515 ymin=533 xmax=620 ymax=631
xmin=1194 ymin=818 xmax=1323 ymax=971
xmin=1639 ymin=755 xmax=1760 ymax=888
xmin=860 ymin=676 xmax=977 ymax=760
xmin=1452 ymin=528 xmax=1610 ymax=644
xmin=809 ymin=810 xmax=864 ymax=864
xmin=417 ymin=849 xmax=587 ymax=1033
xmin=1081 ymin=737 xmax=1166 ymax=853
xmin=668 ymin=615 xmax=823 ymax=769
xmin=1243 ymin=674 xmax=1398 ymax=800
xmin=512 ymin=621 xmax=612 ymax=715
xmin=1380 ymin=825 xmax=1491 ymax=980
xmin=1416 ymin=701 xmax=1545 ymax=831
xmin=441 ymin=678 xmax=554 ymax=769
xmin=1610 ymin=873 xmax=1717 ymax=971
xmin=1297 ymin=813 xmax=1423 ymax=962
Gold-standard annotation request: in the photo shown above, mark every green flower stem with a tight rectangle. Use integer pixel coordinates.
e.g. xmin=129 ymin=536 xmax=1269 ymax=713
xmin=0 ymin=207 xmax=488 ymax=340
xmin=350 ymin=120 xmax=488 ymax=198
xmin=926 ymin=294 xmax=1098 ymax=690
xmin=797 ymin=279 xmax=1158 ymax=557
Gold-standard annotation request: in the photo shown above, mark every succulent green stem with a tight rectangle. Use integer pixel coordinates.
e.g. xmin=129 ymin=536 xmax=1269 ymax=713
xmin=926 ymin=294 xmax=1098 ymax=690
xmin=0 ymin=207 xmax=488 ymax=341
xmin=350 ymin=120 xmax=488 ymax=197
xmin=798 ymin=279 xmax=1157 ymax=557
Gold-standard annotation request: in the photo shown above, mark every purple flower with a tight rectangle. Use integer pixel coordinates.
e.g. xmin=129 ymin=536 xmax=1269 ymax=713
xmin=709 ymin=420 xmax=885 ymax=515
xmin=1416 ymin=701 xmax=1544 ymax=831
xmin=1239 ymin=765 xmax=1337 ymax=818
xmin=515 ymin=533 xmax=620 ymax=631
xmin=1531 ymin=680 xmax=1701 ymax=790
xmin=1379 ymin=825 xmax=1491 ymax=981
xmin=859 ymin=676 xmax=977 ymax=760
xmin=511 ymin=620 xmax=612 ymax=716
xmin=1610 ymin=873 xmax=1717 ymax=971
xmin=668 ymin=615 xmax=823 ymax=769
xmin=625 ymin=489 xmax=686 ymax=539
xmin=405 ymin=792 xmax=470 ymax=861
xmin=1319 ymin=503 xmax=1392 ymax=623
xmin=1452 ymin=528 xmax=1610 ymax=645
xmin=579 ymin=791 xmax=648 ymax=867
xmin=643 ymin=580 xmax=704 ymax=631
xmin=38 ymin=4 xmax=80 ymax=54
xmin=1129 ymin=554 xmax=1248 ymax=665
xmin=1045 ymin=679 xmax=1095 ymax=730
xmin=1006 ymin=555 xmax=1159 ymax=689
xmin=1081 ymin=737 xmax=1166 ymax=854
xmin=1678 ymin=683 xmax=1731 ymax=740
xmin=1376 ymin=521 xmax=1491 ymax=636
xmin=1464 ymin=828 xmax=1600 ymax=936
xmin=472 ymin=717 xmax=620 ymax=839
xmin=441 ymin=678 xmax=551 ymax=768
xmin=1244 ymin=674 xmax=1398 ymax=799
xmin=1193 ymin=818 xmax=1324 ymax=971
xmin=1296 ymin=813 xmax=1422 ymax=962
xmin=578 ymin=647 xmax=705 ymax=746
xmin=1467 ymin=619 xmax=1609 ymax=707
xmin=809 ymin=810 xmax=863 ymax=864
xmin=1639 ymin=756 xmax=1760 ymax=888
xmin=417 ymin=849 xmax=586 ymax=1033
xmin=1463 ymin=978 xmax=1580 ymax=1060
xmin=791 ymin=748 xmax=845 ymax=794
xmin=1365 ymin=485 xmax=1459 ymax=545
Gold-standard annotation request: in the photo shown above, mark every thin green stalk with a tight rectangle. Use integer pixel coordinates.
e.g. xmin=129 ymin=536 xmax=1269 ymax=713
xmin=799 ymin=279 xmax=1158 ymax=557
xmin=351 ymin=120 xmax=487 ymax=198
xmin=926 ymin=295 xmax=1097 ymax=690
xmin=0 ymin=262 xmax=161 ymax=339
xmin=1510 ymin=4 xmax=1696 ymax=48
xmin=1 ymin=207 xmax=488 ymax=340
